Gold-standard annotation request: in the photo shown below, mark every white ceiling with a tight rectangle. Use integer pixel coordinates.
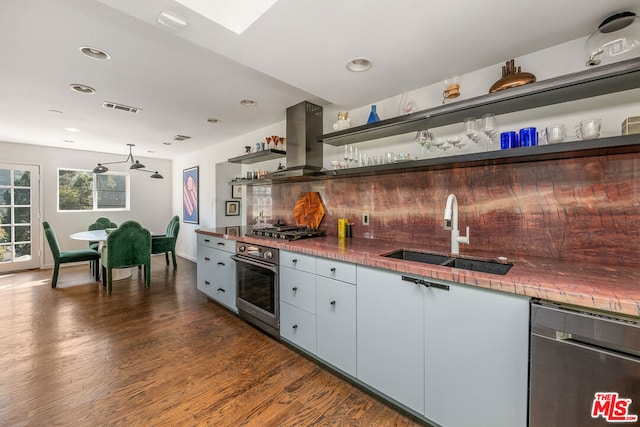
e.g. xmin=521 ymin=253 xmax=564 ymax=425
xmin=1 ymin=0 xmax=638 ymax=160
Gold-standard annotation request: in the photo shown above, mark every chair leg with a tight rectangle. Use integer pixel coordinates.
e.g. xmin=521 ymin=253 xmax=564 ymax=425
xmin=102 ymin=266 xmax=106 ymax=288
xmin=51 ymin=263 xmax=60 ymax=288
xmin=107 ymin=268 xmax=113 ymax=294
xmin=171 ymin=251 xmax=177 ymax=269
xmin=94 ymin=260 xmax=100 ymax=281
xmin=145 ymin=263 xmax=151 ymax=288
xmin=165 ymin=252 xmax=169 ymax=266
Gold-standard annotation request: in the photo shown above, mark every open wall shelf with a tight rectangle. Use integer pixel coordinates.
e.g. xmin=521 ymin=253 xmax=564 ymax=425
xmin=318 ymin=57 xmax=640 ymax=146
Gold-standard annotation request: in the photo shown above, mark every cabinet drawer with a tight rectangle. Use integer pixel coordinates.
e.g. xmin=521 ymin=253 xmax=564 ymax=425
xmin=197 ymin=245 xmax=237 ymax=311
xmin=316 ymin=257 xmax=356 ymax=284
xmin=197 ymin=234 xmax=234 ymax=253
xmin=280 ymin=250 xmax=315 ymax=273
xmin=280 ymin=267 xmax=316 ymax=313
xmin=280 ymin=302 xmax=316 ymax=354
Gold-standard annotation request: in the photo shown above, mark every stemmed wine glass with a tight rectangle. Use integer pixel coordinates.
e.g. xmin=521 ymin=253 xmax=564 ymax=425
xmin=464 ymin=117 xmax=481 ymax=143
xmin=272 ymin=135 xmax=280 ymax=151
xmin=481 ymin=114 xmax=498 ymax=144
xmin=415 ymin=130 xmax=433 ymax=159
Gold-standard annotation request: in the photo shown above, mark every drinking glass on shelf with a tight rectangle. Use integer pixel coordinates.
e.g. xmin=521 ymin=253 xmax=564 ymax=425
xmin=464 ymin=117 xmax=481 ymax=143
xmin=448 ymin=136 xmax=465 ymax=149
xmin=415 ymin=130 xmax=434 ymax=159
xmin=481 ymin=114 xmax=498 ymax=143
xmin=344 ymin=145 xmax=350 ymax=165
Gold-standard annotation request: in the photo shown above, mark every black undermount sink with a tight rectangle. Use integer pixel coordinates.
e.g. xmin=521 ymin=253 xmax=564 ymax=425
xmin=383 ymin=250 xmax=512 ymax=275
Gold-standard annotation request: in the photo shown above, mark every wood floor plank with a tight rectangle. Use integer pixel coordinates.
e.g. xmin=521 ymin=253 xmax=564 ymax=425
xmin=0 ymin=258 xmax=426 ymax=426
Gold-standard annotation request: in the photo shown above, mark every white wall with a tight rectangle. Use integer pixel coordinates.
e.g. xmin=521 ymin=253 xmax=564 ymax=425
xmin=0 ymin=141 xmax=172 ymax=267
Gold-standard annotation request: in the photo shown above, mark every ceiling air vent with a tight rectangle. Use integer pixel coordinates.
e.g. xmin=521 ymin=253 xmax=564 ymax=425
xmin=173 ymin=135 xmax=191 ymax=141
xmin=102 ymin=101 xmax=142 ymax=114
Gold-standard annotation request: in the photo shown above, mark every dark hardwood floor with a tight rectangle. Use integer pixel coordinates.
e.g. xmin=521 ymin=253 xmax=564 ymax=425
xmin=0 ymin=257 xmax=424 ymax=426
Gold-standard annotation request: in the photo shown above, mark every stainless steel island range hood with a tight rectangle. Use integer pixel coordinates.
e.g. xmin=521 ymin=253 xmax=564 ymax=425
xmin=264 ymin=101 xmax=323 ymax=179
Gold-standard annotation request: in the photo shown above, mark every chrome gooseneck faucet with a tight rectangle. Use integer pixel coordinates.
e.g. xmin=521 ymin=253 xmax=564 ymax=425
xmin=444 ymin=194 xmax=470 ymax=254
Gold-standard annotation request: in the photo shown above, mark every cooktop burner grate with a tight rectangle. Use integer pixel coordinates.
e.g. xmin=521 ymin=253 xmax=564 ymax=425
xmin=250 ymin=226 xmax=326 ymax=241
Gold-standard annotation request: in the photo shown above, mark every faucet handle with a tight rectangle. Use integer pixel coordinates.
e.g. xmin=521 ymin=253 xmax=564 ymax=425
xmin=456 ymin=226 xmax=470 ymax=245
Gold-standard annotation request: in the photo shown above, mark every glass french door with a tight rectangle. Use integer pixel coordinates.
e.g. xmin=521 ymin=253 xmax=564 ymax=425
xmin=0 ymin=163 xmax=40 ymax=272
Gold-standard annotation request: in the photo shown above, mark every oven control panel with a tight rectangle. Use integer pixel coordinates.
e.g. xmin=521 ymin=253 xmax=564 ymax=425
xmin=236 ymin=241 xmax=279 ymax=265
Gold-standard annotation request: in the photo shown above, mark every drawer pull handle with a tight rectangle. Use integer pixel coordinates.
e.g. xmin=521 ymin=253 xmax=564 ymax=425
xmin=330 ymin=267 xmax=336 ymax=272
xmin=330 ymin=300 xmax=336 ymax=306
xmin=204 ymin=239 xmax=210 ymax=243
xmin=292 ymin=324 xmax=298 ymax=329
xmin=217 ymin=262 xmax=225 ymax=266
xmin=217 ymin=242 xmax=225 ymax=246
xmin=292 ymin=287 xmax=298 ymax=292
xmin=401 ymin=275 xmax=450 ymax=291
xmin=204 ymin=257 xmax=211 ymax=261
xmin=204 ymin=280 xmax=211 ymax=285
xmin=217 ymin=288 xmax=225 ymax=292
xmin=292 ymin=259 xmax=298 ymax=263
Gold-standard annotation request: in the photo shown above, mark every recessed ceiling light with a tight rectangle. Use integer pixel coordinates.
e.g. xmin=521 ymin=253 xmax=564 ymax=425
xmin=346 ymin=57 xmax=373 ymax=72
xmin=157 ymin=11 xmax=188 ymax=31
xmin=207 ymin=117 xmax=222 ymax=124
xmin=64 ymin=127 xmax=80 ymax=132
xmin=147 ymin=150 xmax=155 ymax=153
xmin=79 ymin=46 xmax=110 ymax=60
xmin=240 ymin=99 xmax=257 ymax=107
xmin=70 ymin=84 xmax=96 ymax=94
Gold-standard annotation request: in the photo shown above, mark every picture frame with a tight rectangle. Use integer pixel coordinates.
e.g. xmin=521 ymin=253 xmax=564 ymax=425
xmin=225 ymin=225 xmax=240 ymax=236
xmin=225 ymin=200 xmax=240 ymax=216
xmin=183 ymin=166 xmax=199 ymax=224
xmin=231 ymin=184 xmax=242 ymax=199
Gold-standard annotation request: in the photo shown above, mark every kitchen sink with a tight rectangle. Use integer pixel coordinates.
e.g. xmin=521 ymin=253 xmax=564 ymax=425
xmin=384 ymin=250 xmax=451 ymax=265
xmin=440 ymin=257 xmax=512 ymax=275
xmin=383 ymin=250 xmax=512 ymax=275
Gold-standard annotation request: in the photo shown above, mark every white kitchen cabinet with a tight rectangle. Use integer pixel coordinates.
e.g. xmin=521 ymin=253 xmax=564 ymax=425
xmin=356 ymin=265 xmax=425 ymax=414
xmin=280 ymin=301 xmax=317 ymax=353
xmin=316 ymin=275 xmax=357 ymax=377
xmin=196 ymin=235 xmax=236 ymax=312
xmin=280 ymin=268 xmax=316 ymax=314
xmin=423 ymin=279 xmax=529 ymax=427
xmin=316 ymin=257 xmax=356 ymax=283
xmin=279 ymin=250 xmax=317 ymax=354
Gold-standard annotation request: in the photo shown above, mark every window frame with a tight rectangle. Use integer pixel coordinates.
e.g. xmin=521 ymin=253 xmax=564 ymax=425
xmin=57 ymin=168 xmax=130 ymax=212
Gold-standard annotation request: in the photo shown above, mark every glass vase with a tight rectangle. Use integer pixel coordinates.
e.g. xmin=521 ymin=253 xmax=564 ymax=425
xmin=367 ymin=105 xmax=381 ymax=124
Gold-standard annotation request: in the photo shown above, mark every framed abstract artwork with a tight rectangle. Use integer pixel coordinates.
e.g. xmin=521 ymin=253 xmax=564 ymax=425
xmin=183 ymin=166 xmax=199 ymax=224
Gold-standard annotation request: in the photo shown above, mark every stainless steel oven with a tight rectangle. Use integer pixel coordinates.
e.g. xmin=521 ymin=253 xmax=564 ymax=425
xmin=231 ymin=241 xmax=279 ymax=338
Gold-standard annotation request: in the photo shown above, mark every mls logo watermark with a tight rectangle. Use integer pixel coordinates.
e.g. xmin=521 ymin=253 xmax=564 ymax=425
xmin=592 ymin=392 xmax=638 ymax=423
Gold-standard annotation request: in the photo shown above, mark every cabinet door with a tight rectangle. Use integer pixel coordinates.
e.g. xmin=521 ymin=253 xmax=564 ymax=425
xmin=197 ymin=245 xmax=237 ymax=311
xmin=424 ymin=281 xmax=529 ymax=427
xmin=356 ymin=266 xmax=425 ymax=414
xmin=316 ymin=276 xmax=356 ymax=376
xmin=280 ymin=301 xmax=316 ymax=354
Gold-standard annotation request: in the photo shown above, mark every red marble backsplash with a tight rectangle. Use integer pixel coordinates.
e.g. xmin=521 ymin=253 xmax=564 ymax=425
xmin=247 ymin=152 xmax=639 ymax=267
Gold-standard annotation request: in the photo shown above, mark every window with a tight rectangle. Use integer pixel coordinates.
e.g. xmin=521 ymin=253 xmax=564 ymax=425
xmin=58 ymin=169 xmax=129 ymax=211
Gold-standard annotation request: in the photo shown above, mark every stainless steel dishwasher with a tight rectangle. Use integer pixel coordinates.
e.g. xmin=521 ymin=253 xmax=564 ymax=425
xmin=530 ymin=301 xmax=640 ymax=426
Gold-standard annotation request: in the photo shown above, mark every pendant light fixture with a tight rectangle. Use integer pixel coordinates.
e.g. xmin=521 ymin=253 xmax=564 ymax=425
xmin=585 ymin=11 xmax=640 ymax=66
xmin=93 ymin=144 xmax=163 ymax=179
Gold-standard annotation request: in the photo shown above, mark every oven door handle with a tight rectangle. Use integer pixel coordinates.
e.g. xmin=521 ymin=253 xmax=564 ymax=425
xmin=231 ymin=254 xmax=278 ymax=274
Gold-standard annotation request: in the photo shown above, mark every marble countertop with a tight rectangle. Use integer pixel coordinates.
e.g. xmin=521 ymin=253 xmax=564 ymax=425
xmin=196 ymin=227 xmax=640 ymax=318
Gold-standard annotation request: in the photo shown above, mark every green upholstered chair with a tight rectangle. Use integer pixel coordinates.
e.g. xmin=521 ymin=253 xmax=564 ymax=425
xmin=88 ymin=217 xmax=118 ymax=251
xmin=151 ymin=215 xmax=180 ymax=269
xmin=101 ymin=220 xmax=151 ymax=294
xmin=43 ymin=221 xmax=101 ymax=288
xmin=87 ymin=217 xmax=117 ymax=276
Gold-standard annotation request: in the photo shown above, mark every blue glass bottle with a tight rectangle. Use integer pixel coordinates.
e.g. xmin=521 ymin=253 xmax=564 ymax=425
xmin=367 ymin=105 xmax=380 ymax=124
